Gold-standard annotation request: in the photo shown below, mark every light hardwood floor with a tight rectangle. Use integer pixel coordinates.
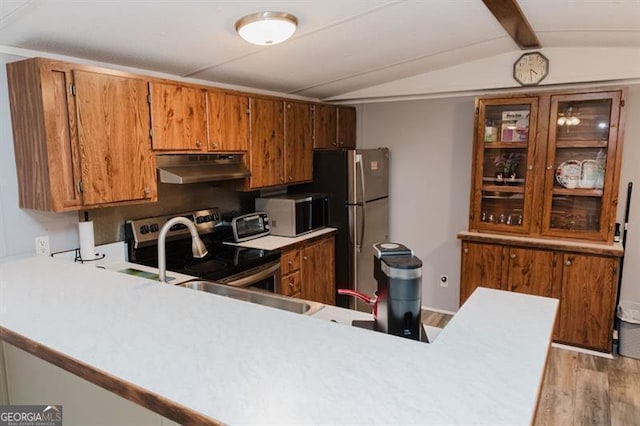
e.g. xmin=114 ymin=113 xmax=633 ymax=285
xmin=420 ymin=310 xmax=640 ymax=426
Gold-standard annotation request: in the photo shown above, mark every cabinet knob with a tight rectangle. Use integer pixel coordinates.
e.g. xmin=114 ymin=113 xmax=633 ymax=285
xmin=143 ymin=187 xmax=151 ymax=196
xmin=547 ymin=165 xmax=553 ymax=170
xmin=565 ymin=260 xmax=572 ymax=266
xmin=280 ymin=177 xmax=285 ymax=182
xmin=287 ymin=259 xmax=293 ymax=265
xmin=212 ymin=142 xmax=218 ymax=149
xmin=463 ymin=248 xmax=469 ymax=254
xmin=288 ymin=175 xmax=293 ymax=181
xmin=332 ymin=142 xmax=338 ymax=146
xmin=195 ymin=140 xmax=202 ymax=148
xmin=303 ymin=256 xmax=308 ymax=260
xmin=527 ymin=165 xmax=533 ymax=171
xmin=510 ymin=253 xmax=516 ymax=259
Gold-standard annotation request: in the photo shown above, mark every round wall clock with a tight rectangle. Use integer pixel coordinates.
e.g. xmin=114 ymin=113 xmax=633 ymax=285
xmin=513 ymin=52 xmax=549 ymax=86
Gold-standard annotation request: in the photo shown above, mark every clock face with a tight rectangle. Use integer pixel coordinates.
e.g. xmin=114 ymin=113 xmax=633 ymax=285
xmin=513 ymin=52 xmax=549 ymax=86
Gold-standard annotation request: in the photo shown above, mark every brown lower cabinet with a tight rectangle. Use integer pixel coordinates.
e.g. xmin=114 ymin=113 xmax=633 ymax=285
xmin=459 ymin=237 xmax=620 ymax=352
xmin=279 ymin=234 xmax=336 ymax=305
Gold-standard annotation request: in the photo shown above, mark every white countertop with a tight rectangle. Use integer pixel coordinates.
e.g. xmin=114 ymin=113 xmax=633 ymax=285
xmin=228 ymin=227 xmax=336 ymax=250
xmin=0 ymin=255 xmax=558 ymax=425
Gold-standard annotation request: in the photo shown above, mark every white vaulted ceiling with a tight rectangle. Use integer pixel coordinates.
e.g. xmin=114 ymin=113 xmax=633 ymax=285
xmin=0 ymin=0 xmax=639 ymax=100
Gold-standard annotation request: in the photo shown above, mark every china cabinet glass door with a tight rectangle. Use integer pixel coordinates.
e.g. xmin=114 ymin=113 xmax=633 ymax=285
xmin=472 ymin=98 xmax=538 ymax=233
xmin=541 ymin=92 xmax=622 ymax=241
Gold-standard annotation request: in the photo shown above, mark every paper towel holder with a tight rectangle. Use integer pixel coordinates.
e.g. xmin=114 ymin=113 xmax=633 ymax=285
xmin=75 ymin=211 xmax=105 ymax=263
xmin=74 ymin=249 xmax=105 ymax=264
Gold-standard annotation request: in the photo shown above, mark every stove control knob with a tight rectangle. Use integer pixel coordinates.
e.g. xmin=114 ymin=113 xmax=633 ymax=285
xmin=205 ymin=215 xmax=213 ymax=222
xmin=140 ymin=225 xmax=150 ymax=234
xmin=150 ymin=224 xmax=159 ymax=232
xmin=213 ymin=213 xmax=219 ymax=221
xmin=196 ymin=216 xmax=204 ymax=224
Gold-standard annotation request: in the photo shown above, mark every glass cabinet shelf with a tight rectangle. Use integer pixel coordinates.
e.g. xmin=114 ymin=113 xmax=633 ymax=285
xmin=555 ymin=141 xmax=608 ymax=149
xmin=552 ymin=188 xmax=603 ymax=197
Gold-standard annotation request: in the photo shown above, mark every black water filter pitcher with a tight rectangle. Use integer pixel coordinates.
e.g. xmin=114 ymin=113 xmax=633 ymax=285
xmin=373 ymin=242 xmax=423 ymax=340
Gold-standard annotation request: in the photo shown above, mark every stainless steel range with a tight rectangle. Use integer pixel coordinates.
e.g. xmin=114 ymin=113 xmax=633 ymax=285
xmin=125 ymin=209 xmax=281 ymax=292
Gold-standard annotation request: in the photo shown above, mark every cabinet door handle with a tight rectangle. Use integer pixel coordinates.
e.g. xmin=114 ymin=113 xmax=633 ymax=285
xmin=565 ymin=260 xmax=572 ymax=266
xmin=195 ymin=140 xmax=202 ymax=148
xmin=288 ymin=175 xmax=293 ymax=181
xmin=546 ymin=165 xmax=553 ymax=170
xmin=510 ymin=253 xmax=516 ymax=259
xmin=280 ymin=177 xmax=285 ymax=182
xmin=463 ymin=248 xmax=469 ymax=254
xmin=527 ymin=165 xmax=533 ymax=171
xmin=287 ymin=260 xmax=293 ymax=265
xmin=143 ymin=187 xmax=151 ymax=197
xmin=212 ymin=142 xmax=218 ymax=149
xmin=303 ymin=256 xmax=308 ymax=260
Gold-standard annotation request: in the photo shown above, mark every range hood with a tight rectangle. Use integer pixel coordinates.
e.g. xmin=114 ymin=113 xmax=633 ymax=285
xmin=156 ymin=154 xmax=250 ymax=184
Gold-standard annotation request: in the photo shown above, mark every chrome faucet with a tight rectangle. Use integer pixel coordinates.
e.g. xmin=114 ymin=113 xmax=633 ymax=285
xmin=158 ymin=217 xmax=208 ymax=284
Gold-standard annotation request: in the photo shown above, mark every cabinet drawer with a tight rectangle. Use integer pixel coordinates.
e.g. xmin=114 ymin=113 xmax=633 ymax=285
xmin=281 ymin=271 xmax=302 ymax=297
xmin=281 ymin=249 xmax=301 ymax=274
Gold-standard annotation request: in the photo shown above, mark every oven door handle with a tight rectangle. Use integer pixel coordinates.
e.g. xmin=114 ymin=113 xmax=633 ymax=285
xmin=216 ymin=261 xmax=281 ymax=288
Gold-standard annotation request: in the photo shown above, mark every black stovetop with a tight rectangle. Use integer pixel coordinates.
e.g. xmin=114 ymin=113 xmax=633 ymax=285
xmin=128 ymin=227 xmax=280 ymax=281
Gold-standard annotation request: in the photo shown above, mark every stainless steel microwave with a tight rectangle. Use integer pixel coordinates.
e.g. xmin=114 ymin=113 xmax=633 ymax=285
xmin=255 ymin=194 xmax=328 ymax=237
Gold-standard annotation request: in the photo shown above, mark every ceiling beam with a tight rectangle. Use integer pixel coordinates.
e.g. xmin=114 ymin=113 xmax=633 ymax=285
xmin=482 ymin=0 xmax=541 ymax=49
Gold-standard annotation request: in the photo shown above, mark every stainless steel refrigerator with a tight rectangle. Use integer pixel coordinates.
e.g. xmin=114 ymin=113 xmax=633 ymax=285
xmin=297 ymin=148 xmax=389 ymax=311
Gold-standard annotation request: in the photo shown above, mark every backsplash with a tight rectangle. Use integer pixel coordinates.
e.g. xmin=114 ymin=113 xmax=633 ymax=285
xmin=84 ymin=182 xmax=257 ymax=245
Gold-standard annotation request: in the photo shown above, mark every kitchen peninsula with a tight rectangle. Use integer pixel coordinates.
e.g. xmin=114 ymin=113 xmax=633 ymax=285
xmin=1 ymin=255 xmax=557 ymax=425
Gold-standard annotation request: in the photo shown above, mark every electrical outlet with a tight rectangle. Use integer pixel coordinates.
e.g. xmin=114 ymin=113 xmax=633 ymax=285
xmin=35 ymin=235 xmax=50 ymax=256
xmin=439 ymin=275 xmax=449 ymax=287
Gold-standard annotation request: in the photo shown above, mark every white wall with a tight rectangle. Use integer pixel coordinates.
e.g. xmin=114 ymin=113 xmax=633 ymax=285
xmin=617 ymin=85 xmax=640 ymax=304
xmin=360 ymin=97 xmax=474 ymax=312
xmin=359 ymin=85 xmax=640 ymax=312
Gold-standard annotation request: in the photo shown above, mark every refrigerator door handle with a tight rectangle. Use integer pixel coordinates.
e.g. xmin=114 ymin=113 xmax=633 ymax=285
xmin=356 ymin=154 xmax=366 ymax=253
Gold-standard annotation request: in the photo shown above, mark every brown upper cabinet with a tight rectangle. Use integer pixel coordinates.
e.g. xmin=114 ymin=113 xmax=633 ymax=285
xmin=470 ymin=88 xmax=626 ymax=243
xmin=7 ymin=58 xmax=157 ymax=212
xmin=337 ymin=106 xmax=357 ymax=148
xmin=149 ymin=82 xmax=207 ymax=151
xmin=249 ymin=97 xmax=285 ymax=189
xmin=314 ymin=104 xmax=357 ymax=149
xmin=247 ymin=97 xmax=315 ymax=190
xmin=7 ymin=57 xmax=356 ymax=207
xmin=284 ymin=101 xmax=314 ymax=183
xmin=314 ymin=103 xmax=337 ymax=149
xmin=207 ymin=90 xmax=250 ymax=152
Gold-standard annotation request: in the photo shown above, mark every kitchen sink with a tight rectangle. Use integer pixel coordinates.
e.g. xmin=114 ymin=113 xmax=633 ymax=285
xmin=177 ymin=280 xmax=324 ymax=316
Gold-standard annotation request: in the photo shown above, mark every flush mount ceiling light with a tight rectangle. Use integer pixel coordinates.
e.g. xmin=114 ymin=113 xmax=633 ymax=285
xmin=235 ymin=12 xmax=298 ymax=46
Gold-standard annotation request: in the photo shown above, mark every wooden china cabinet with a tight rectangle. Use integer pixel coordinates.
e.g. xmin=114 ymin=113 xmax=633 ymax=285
xmin=459 ymin=88 xmax=626 ymax=353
